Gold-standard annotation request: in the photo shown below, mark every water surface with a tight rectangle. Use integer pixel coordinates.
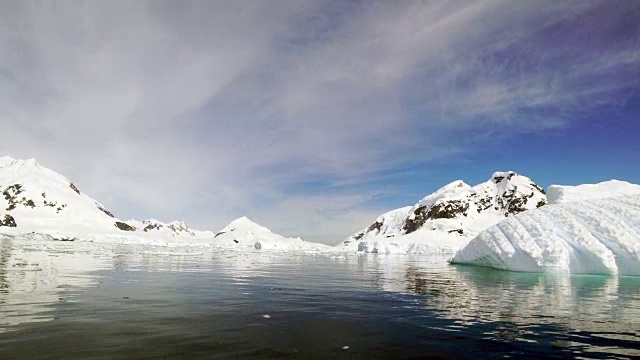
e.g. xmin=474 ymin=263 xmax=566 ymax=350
xmin=0 ymin=239 xmax=639 ymax=359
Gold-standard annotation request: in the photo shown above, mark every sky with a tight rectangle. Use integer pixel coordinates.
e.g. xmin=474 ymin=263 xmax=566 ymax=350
xmin=1 ymin=0 xmax=639 ymax=244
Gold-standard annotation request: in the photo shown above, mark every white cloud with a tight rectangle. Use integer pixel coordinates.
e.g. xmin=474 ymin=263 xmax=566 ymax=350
xmin=0 ymin=0 xmax=638 ymax=244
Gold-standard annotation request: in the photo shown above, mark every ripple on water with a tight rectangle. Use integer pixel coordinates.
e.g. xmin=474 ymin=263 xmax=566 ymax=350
xmin=0 ymin=242 xmax=639 ymax=358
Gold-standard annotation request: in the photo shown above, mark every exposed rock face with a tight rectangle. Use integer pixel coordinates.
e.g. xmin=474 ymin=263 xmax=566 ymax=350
xmin=167 ymin=221 xmax=196 ymax=236
xmin=0 ymin=214 xmax=16 ymax=227
xmin=341 ymin=171 xmax=548 ymax=247
xmin=3 ymin=184 xmax=62 ymax=212
xmin=69 ymin=183 xmax=80 ymax=195
xmin=400 ymin=171 xmax=546 ymax=235
xmin=97 ymin=205 xmax=115 ymax=218
xmin=404 ymin=200 xmax=471 ymax=235
xmin=143 ymin=223 xmax=163 ymax=232
xmin=114 ymin=221 xmax=136 ymax=231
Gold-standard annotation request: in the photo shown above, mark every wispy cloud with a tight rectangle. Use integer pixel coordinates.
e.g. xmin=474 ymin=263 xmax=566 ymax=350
xmin=0 ymin=0 xmax=638 ymax=244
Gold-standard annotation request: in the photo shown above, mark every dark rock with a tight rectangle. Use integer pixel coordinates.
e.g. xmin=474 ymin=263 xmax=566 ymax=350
xmin=97 ymin=205 xmax=114 ymax=218
xmin=143 ymin=223 xmax=162 ymax=232
xmin=114 ymin=221 xmax=136 ymax=231
xmin=426 ymin=200 xmax=469 ymax=220
xmin=3 ymin=184 xmax=25 ymax=211
xmin=69 ymin=183 xmax=80 ymax=195
xmin=476 ymin=196 xmax=493 ymax=212
xmin=0 ymin=214 xmax=17 ymax=227
xmin=531 ymin=182 xmax=546 ymax=195
xmin=367 ymin=221 xmax=383 ymax=234
xmin=403 ymin=205 xmax=428 ymax=234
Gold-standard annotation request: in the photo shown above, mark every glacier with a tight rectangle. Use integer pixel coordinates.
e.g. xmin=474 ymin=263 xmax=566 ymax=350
xmin=451 ymin=194 xmax=640 ymax=275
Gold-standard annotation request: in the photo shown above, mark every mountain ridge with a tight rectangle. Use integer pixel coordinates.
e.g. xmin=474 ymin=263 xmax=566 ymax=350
xmin=0 ymin=156 xmax=314 ymax=248
xmin=338 ymin=171 xmax=548 ymax=253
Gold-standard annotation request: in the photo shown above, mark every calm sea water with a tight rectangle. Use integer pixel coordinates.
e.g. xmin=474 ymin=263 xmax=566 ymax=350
xmin=1 ymin=239 xmax=639 ymax=359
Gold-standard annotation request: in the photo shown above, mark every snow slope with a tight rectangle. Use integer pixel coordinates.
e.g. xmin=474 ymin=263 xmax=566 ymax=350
xmin=547 ymin=180 xmax=640 ymax=204
xmin=0 ymin=156 xmax=214 ymax=241
xmin=336 ymin=171 xmax=547 ymax=254
xmin=0 ymin=156 xmax=321 ymax=250
xmin=211 ymin=216 xmax=329 ymax=252
xmin=0 ymin=156 xmax=120 ymax=236
xmin=125 ymin=219 xmax=215 ymax=238
xmin=451 ymin=194 xmax=640 ymax=275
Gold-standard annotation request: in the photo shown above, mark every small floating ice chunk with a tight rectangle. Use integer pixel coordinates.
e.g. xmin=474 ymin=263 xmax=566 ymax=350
xmin=342 ymin=346 xmax=349 ymax=350
xmin=262 ymin=314 xmax=271 ymax=319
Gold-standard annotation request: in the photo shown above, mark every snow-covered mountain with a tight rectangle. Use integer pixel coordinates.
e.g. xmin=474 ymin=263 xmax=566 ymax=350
xmin=0 ymin=156 xmax=122 ymax=236
xmin=0 ymin=156 xmax=213 ymax=240
xmin=212 ymin=216 xmax=329 ymax=251
xmin=337 ymin=171 xmax=547 ymax=254
xmin=451 ymin=192 xmax=640 ymax=276
xmin=0 ymin=156 xmax=315 ymax=249
xmin=125 ymin=219 xmax=215 ymax=238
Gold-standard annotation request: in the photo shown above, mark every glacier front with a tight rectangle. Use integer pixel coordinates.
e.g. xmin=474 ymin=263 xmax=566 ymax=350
xmin=451 ymin=194 xmax=640 ymax=275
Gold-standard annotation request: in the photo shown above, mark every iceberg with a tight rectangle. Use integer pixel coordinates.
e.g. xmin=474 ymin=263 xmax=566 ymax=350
xmin=547 ymin=180 xmax=640 ymax=204
xmin=451 ymin=194 xmax=640 ymax=275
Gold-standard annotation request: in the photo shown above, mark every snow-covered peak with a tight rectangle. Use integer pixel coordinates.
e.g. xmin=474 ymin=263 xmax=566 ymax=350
xmin=212 ymin=216 xmax=327 ymax=251
xmin=0 ymin=156 xmax=119 ymax=232
xmin=403 ymin=171 xmax=546 ymax=234
xmin=0 ymin=157 xmax=46 ymax=172
xmin=339 ymin=171 xmax=547 ymax=253
xmin=414 ymin=180 xmax=472 ymax=208
xmin=547 ymin=180 xmax=640 ymax=204
xmin=220 ymin=216 xmax=272 ymax=234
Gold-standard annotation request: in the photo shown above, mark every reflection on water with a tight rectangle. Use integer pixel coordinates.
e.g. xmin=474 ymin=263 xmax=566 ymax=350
xmin=0 ymin=239 xmax=638 ymax=358
xmin=340 ymin=255 xmax=640 ymax=357
xmin=0 ymin=239 xmax=11 ymax=295
xmin=0 ymin=239 xmax=113 ymax=332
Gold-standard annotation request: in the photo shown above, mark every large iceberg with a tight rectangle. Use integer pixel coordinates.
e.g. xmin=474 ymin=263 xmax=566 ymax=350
xmin=451 ymin=194 xmax=640 ymax=275
xmin=547 ymin=179 xmax=640 ymax=204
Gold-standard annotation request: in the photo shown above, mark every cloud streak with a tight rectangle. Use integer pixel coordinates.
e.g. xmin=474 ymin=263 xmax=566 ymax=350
xmin=0 ymin=0 xmax=638 ymax=243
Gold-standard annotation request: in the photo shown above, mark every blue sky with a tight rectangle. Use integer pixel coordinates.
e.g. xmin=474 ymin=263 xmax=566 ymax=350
xmin=0 ymin=1 xmax=639 ymax=244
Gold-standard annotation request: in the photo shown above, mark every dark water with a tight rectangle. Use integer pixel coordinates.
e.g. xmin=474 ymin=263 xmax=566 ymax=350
xmin=1 ymin=239 xmax=640 ymax=359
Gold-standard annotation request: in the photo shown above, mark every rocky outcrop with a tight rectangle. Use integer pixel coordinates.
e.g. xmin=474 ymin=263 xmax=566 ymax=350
xmin=114 ymin=221 xmax=136 ymax=231
xmin=341 ymin=171 xmax=548 ymax=247
xmin=143 ymin=223 xmax=163 ymax=232
xmin=0 ymin=214 xmax=16 ymax=227
xmin=69 ymin=182 xmax=80 ymax=195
